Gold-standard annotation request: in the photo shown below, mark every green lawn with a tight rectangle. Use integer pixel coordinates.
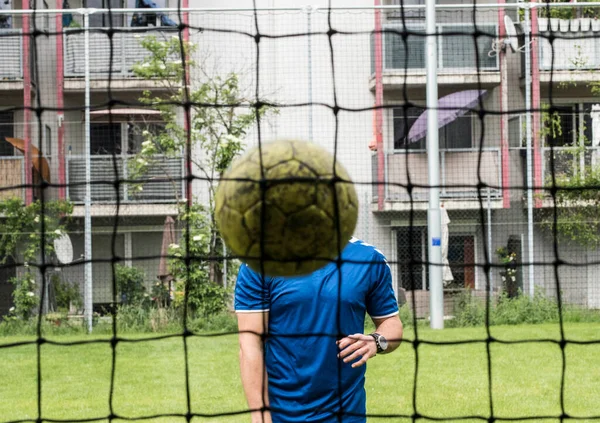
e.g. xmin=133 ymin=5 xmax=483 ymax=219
xmin=1 ymin=323 xmax=599 ymax=423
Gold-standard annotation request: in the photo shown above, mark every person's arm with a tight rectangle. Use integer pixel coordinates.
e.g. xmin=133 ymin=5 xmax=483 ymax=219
xmin=238 ymin=311 xmax=271 ymax=423
xmin=338 ymin=248 xmax=403 ymax=367
xmin=337 ymin=314 xmax=403 ymax=368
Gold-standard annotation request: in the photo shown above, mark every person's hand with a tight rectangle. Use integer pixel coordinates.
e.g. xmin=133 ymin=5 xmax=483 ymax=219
xmin=337 ymin=333 xmax=377 ymax=368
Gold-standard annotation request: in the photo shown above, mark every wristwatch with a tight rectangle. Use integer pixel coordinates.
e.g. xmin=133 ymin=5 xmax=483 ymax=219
xmin=370 ymin=332 xmax=388 ymax=354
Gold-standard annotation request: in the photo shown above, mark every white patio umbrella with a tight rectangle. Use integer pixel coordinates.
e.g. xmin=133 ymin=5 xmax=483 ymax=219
xmin=441 ymin=205 xmax=454 ymax=287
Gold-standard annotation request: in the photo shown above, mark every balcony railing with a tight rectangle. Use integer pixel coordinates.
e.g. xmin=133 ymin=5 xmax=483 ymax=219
xmin=538 ymin=18 xmax=600 ymax=71
xmin=66 ymin=155 xmax=184 ymax=204
xmin=542 ymin=146 xmax=600 ymax=182
xmin=0 ymin=29 xmax=22 ymax=79
xmin=384 ymin=148 xmax=502 ymax=202
xmin=0 ymin=157 xmax=25 ymax=201
xmin=375 ymin=23 xmax=498 ymax=73
xmin=64 ymin=28 xmax=178 ymax=78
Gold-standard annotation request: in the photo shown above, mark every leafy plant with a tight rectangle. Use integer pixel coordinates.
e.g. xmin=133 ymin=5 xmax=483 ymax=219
xmin=130 ymin=36 xmax=276 ymax=290
xmin=169 ymin=204 xmax=231 ymax=318
xmin=0 ymin=198 xmax=72 ymax=320
xmin=115 ymin=265 xmax=148 ymax=306
xmin=52 ymin=273 xmax=82 ymax=312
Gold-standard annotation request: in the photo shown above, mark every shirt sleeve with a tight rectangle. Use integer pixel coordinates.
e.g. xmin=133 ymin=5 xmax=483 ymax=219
xmin=234 ymin=263 xmax=271 ymax=313
xmin=366 ymin=250 xmax=399 ymax=319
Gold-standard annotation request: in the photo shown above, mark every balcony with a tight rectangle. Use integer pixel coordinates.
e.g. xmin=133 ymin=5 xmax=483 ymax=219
xmin=542 ymin=146 xmax=600 ymax=182
xmin=371 ymin=23 xmax=500 ymax=90
xmin=66 ymin=154 xmax=184 ymax=204
xmin=0 ymin=157 xmax=24 ymax=201
xmin=0 ymin=29 xmax=23 ymax=86
xmin=537 ymin=18 xmax=600 ymax=85
xmin=377 ymin=148 xmax=502 ymax=211
xmin=63 ymin=27 xmax=179 ymax=90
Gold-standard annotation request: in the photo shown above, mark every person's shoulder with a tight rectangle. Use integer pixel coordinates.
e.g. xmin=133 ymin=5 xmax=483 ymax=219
xmin=346 ymin=237 xmax=387 ymax=262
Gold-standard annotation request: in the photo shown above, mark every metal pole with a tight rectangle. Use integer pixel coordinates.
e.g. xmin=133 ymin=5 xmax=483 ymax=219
xmin=306 ymin=6 xmax=314 ymax=142
xmin=524 ymin=5 xmax=535 ymax=297
xmin=84 ymin=11 xmax=94 ymax=333
xmin=487 ymin=187 xmax=493 ymax=294
xmin=426 ymin=0 xmax=443 ymax=329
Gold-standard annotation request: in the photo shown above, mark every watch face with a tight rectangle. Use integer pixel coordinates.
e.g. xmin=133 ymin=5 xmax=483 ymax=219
xmin=379 ymin=336 xmax=388 ymax=351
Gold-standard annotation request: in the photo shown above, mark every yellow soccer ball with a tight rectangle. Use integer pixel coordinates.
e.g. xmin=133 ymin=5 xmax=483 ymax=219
xmin=215 ymin=140 xmax=358 ymax=277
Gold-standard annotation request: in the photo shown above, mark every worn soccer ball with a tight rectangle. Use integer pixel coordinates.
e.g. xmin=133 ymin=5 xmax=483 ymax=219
xmin=215 ymin=140 xmax=359 ymax=277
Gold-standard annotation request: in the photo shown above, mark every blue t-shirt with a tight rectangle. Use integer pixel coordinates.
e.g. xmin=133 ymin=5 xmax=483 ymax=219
xmin=235 ymin=238 xmax=399 ymax=423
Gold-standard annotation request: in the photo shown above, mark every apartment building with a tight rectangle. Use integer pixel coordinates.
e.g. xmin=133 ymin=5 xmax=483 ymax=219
xmin=0 ymin=0 xmax=598 ymax=317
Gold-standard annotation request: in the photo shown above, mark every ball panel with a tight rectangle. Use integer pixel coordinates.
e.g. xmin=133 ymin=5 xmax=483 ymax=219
xmin=243 ymin=202 xmax=286 ymax=246
xmin=247 ymin=140 xmax=295 ymax=169
xmin=265 ymin=159 xmax=317 ymax=214
xmin=215 ymin=205 xmax=251 ymax=257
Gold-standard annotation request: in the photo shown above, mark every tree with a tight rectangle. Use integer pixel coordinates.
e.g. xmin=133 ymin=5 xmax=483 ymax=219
xmin=129 ymin=36 xmax=274 ymax=313
xmin=537 ymin=45 xmax=600 ymax=248
xmin=0 ymin=198 xmax=73 ymax=319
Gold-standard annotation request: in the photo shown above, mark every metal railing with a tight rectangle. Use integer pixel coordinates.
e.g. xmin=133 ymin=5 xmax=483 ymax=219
xmin=542 ymin=146 xmax=600 ymax=182
xmin=66 ymin=154 xmax=184 ymax=203
xmin=0 ymin=29 xmax=23 ymax=79
xmin=538 ymin=18 xmax=600 ymax=71
xmin=377 ymin=23 xmax=499 ymax=73
xmin=64 ymin=27 xmax=178 ymax=78
xmin=384 ymin=148 xmax=502 ymax=201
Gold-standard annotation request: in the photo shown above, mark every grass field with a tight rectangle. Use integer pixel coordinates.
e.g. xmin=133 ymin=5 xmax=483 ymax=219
xmin=1 ymin=323 xmax=599 ymax=423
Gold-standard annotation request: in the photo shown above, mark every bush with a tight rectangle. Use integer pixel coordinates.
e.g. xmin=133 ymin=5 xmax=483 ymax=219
xmin=492 ymin=290 xmax=559 ymax=325
xmin=115 ymin=265 xmax=148 ymax=306
xmin=52 ymin=274 xmax=82 ymax=312
xmin=449 ymin=291 xmax=486 ymax=328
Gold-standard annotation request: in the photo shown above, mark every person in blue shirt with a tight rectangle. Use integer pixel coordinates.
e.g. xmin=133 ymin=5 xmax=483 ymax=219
xmin=235 ymin=237 xmax=404 ymax=423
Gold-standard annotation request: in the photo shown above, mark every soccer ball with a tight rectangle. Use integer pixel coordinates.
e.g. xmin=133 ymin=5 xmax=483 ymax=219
xmin=215 ymin=140 xmax=358 ymax=277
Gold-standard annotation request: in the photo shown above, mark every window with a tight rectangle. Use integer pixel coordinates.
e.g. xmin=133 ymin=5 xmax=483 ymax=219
xmin=508 ymin=116 xmax=523 ymax=148
xmin=441 ymin=25 xmax=497 ymax=70
xmin=0 ymin=0 xmax=12 ymax=29
xmin=45 ymin=125 xmax=52 ymax=157
xmin=86 ymin=0 xmax=125 ymax=27
xmin=396 ymin=227 xmax=476 ymax=291
xmin=396 ymin=226 xmax=427 ymax=291
xmin=546 ymin=105 xmax=576 ymax=147
xmin=393 ymin=107 xmax=473 ymax=150
xmin=386 ymin=0 xmax=425 ymax=20
xmin=384 ymin=27 xmax=426 ymax=70
xmin=0 ymin=113 xmax=14 ymax=156
xmin=90 ymin=123 xmax=121 ymax=155
xmin=127 ymin=122 xmax=165 ymax=154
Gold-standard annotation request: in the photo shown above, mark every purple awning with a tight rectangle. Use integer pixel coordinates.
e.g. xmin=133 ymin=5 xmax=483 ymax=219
xmin=407 ymin=90 xmax=488 ymax=143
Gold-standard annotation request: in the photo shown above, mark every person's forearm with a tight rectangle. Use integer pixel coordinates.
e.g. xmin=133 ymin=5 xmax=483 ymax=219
xmin=239 ymin=343 xmax=270 ymax=422
xmin=374 ymin=316 xmax=403 ymax=354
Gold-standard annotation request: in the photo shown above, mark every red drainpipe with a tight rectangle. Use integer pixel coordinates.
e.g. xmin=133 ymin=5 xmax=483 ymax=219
xmin=183 ymin=0 xmax=191 ymax=208
xmin=498 ymin=0 xmax=510 ymax=208
xmin=56 ymin=0 xmax=66 ymax=200
xmin=23 ymin=14 xmax=33 ymax=205
xmin=374 ymin=0 xmax=385 ymax=211
xmin=531 ymin=2 xmax=542 ymax=207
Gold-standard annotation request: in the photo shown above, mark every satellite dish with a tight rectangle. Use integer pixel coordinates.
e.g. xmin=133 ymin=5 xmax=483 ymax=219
xmin=54 ymin=234 xmax=74 ymax=264
xmin=504 ymin=15 xmax=519 ymax=52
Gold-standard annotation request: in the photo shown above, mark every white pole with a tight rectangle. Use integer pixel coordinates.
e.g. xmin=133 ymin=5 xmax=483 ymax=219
xmin=487 ymin=187 xmax=493 ymax=294
xmin=524 ymin=6 xmax=535 ymax=298
xmin=426 ymin=0 xmax=443 ymax=329
xmin=84 ymin=11 xmax=94 ymax=333
xmin=306 ymin=6 xmax=314 ymax=142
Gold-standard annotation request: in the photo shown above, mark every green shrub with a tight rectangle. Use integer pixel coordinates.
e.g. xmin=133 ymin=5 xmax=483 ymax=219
xmin=449 ymin=291 xmax=487 ymax=328
xmin=52 ymin=274 xmax=82 ymax=312
xmin=188 ymin=312 xmax=239 ymax=334
xmin=115 ymin=265 xmax=148 ymax=306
